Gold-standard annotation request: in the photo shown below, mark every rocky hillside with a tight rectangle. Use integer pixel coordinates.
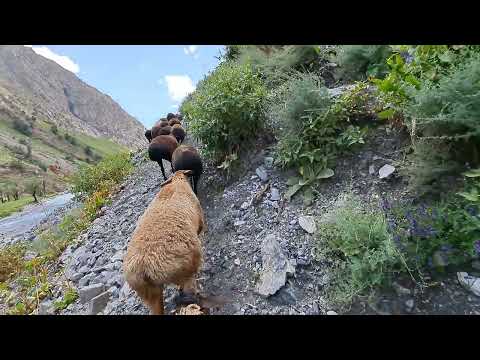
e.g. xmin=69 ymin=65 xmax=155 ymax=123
xmin=0 ymin=45 xmax=145 ymax=149
xmin=31 ymin=128 xmax=479 ymax=316
xmin=0 ymin=45 xmax=148 ymax=196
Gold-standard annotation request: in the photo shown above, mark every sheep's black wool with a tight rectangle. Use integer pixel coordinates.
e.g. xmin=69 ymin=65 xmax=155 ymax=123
xmin=166 ymin=113 xmax=176 ymax=120
xmin=172 ymin=145 xmax=203 ymax=195
xmin=145 ymin=129 xmax=152 ymax=143
xmin=171 ymin=125 xmax=186 ymax=144
xmin=148 ymin=135 xmax=178 ymax=180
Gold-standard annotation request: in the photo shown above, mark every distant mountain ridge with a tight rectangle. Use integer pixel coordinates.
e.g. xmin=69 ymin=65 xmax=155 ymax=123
xmin=0 ymin=45 xmax=146 ymax=149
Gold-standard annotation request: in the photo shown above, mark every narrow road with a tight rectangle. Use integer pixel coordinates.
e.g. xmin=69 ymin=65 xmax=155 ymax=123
xmin=0 ymin=193 xmax=74 ymax=241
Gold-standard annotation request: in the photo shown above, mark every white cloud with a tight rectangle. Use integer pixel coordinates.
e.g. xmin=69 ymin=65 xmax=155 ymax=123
xmin=157 ymin=79 xmax=164 ymax=85
xmin=164 ymin=75 xmax=195 ymax=102
xmin=24 ymin=45 xmax=79 ymax=74
xmin=171 ymin=104 xmax=179 ymax=109
xmin=183 ymin=45 xmax=199 ymax=58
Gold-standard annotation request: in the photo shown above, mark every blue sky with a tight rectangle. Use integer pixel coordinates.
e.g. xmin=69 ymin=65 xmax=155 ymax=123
xmin=25 ymin=45 xmax=224 ymax=128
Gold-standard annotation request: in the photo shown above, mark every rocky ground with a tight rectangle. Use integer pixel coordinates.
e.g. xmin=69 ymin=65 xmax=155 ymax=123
xmin=21 ymin=122 xmax=475 ymax=316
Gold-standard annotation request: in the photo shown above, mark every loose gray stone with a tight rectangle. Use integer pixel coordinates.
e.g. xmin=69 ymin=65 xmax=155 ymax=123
xmin=457 ymin=272 xmax=480 ymax=297
xmin=270 ymin=188 xmax=281 ymax=201
xmin=392 ymin=282 xmax=411 ymax=296
xmin=69 ymin=272 xmax=83 ymax=282
xmin=298 ymin=216 xmax=317 ymax=234
xmin=405 ymin=299 xmax=415 ymax=312
xmin=269 ymin=286 xmax=297 ymax=306
xmin=78 ymin=265 xmax=91 ymax=274
xmin=38 ymin=300 xmax=55 ymax=315
xmin=234 ymin=220 xmax=246 ymax=227
xmin=119 ymin=282 xmax=133 ymax=299
xmin=79 ymin=284 xmax=105 ymax=304
xmin=326 ymin=310 xmax=338 ymax=315
xmin=256 ymin=234 xmax=296 ymax=297
xmin=256 ymin=166 xmax=268 ymax=182
xmin=89 ymin=291 xmax=110 ymax=315
xmin=378 ymin=164 xmax=396 ymax=179
xmin=240 ymin=201 xmax=250 ymax=210
xmin=369 ymin=164 xmax=375 ymax=175
xmin=108 ymin=286 xmax=120 ymax=299
xmin=264 ymin=157 xmax=274 ymax=169
xmin=78 ymin=273 xmax=95 ymax=287
xmin=111 ymin=251 xmax=124 ymax=262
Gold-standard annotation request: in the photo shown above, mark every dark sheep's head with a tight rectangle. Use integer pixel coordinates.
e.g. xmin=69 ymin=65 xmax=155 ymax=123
xmin=167 ymin=113 xmax=176 ymax=120
xmin=145 ymin=129 xmax=152 ymax=142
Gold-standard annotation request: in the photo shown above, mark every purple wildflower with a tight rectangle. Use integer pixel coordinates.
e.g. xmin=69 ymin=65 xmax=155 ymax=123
xmin=440 ymin=244 xmax=454 ymax=253
xmin=466 ymin=206 xmax=478 ymax=217
xmin=381 ymin=198 xmax=391 ymax=212
xmin=474 ymin=240 xmax=480 ymax=255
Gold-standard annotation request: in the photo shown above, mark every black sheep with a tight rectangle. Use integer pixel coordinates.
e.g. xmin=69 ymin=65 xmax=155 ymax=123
xmin=148 ymin=135 xmax=179 ymax=180
xmin=172 ymin=145 xmax=203 ymax=195
xmin=171 ymin=124 xmax=186 ymax=144
xmin=145 ymin=129 xmax=152 ymax=143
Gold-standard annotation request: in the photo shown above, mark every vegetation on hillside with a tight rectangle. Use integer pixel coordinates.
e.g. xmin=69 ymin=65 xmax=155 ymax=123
xmin=0 ymin=152 xmax=134 ymax=314
xmin=180 ymin=44 xmax=480 ymax=308
xmin=0 ymin=114 xmax=128 ymax=218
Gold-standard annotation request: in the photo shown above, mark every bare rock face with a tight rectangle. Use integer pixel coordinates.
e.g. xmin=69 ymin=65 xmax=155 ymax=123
xmin=0 ymin=45 xmax=145 ymax=149
xmin=256 ymin=234 xmax=296 ymax=297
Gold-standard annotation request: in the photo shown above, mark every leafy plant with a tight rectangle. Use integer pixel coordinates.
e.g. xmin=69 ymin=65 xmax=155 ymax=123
xmin=316 ymin=195 xmax=406 ymax=306
xmin=54 ymin=287 xmax=78 ymax=311
xmin=71 ymin=152 xmax=133 ymax=198
xmin=237 ymin=45 xmax=323 ymax=88
xmin=335 ymin=45 xmax=392 ymax=81
xmin=270 ymin=73 xmax=367 ymax=200
xmin=12 ymin=118 xmax=33 ymax=137
xmin=0 ymin=244 xmax=26 ymax=282
xmin=382 ymin=170 xmax=480 ymax=271
xmin=180 ymin=61 xmax=267 ymax=164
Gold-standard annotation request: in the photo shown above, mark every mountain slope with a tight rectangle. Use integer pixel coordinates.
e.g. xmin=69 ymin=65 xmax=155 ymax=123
xmin=0 ymin=45 xmax=146 ymax=149
xmin=0 ymin=45 xmax=147 ymax=196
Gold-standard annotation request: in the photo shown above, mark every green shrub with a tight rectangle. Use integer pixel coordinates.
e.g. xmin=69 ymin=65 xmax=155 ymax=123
xmin=316 ymin=195 xmax=406 ymax=306
xmin=71 ymin=152 xmax=133 ymax=198
xmin=64 ymin=133 xmax=78 ymax=146
xmin=84 ymin=145 xmax=93 ymax=157
xmin=12 ymin=118 xmax=33 ymax=137
xmin=221 ymin=45 xmax=242 ymax=61
xmin=24 ymin=178 xmax=42 ymax=202
xmin=237 ymin=45 xmax=321 ymax=87
xmin=269 ymin=73 xmax=367 ymax=200
xmin=0 ymin=244 xmax=26 ymax=282
xmin=336 ymin=45 xmax=392 ymax=81
xmin=9 ymin=159 xmax=25 ymax=172
xmin=31 ymin=159 xmax=48 ymax=172
xmin=50 ymin=124 xmax=58 ymax=135
xmin=181 ymin=61 xmax=267 ymax=163
xmin=383 ymin=171 xmax=480 ymax=271
xmin=408 ymin=54 xmax=480 ymax=144
xmin=53 ymin=287 xmax=78 ymax=311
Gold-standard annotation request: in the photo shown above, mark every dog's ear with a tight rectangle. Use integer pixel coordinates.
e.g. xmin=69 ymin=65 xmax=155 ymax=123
xmin=160 ymin=177 xmax=173 ymax=187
